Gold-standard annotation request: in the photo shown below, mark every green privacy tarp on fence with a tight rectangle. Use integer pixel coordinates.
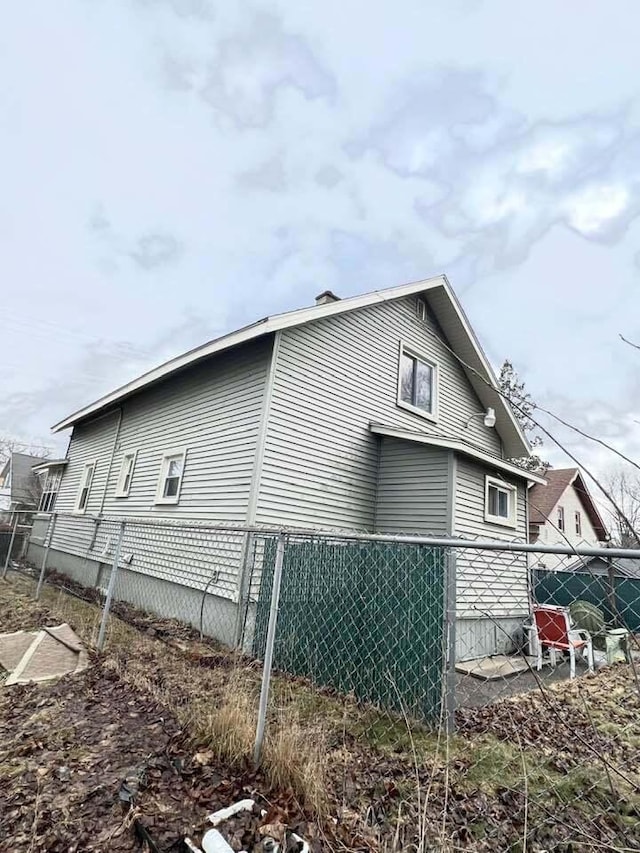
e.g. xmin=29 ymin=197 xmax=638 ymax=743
xmin=534 ymin=569 xmax=640 ymax=633
xmin=254 ymin=537 xmax=446 ymax=723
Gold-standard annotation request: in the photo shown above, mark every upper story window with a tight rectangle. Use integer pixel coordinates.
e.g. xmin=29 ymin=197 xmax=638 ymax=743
xmin=397 ymin=344 xmax=438 ymax=421
xmin=416 ymin=298 xmax=428 ymax=322
xmin=485 ymin=476 xmax=517 ymax=528
xmin=38 ymin=468 xmax=63 ymax=513
xmin=557 ymin=506 xmax=565 ymax=532
xmin=154 ymin=450 xmax=186 ymax=505
xmin=75 ymin=462 xmax=96 ymax=513
xmin=115 ymin=452 xmax=137 ymax=498
xmin=575 ymin=511 xmax=582 ymax=536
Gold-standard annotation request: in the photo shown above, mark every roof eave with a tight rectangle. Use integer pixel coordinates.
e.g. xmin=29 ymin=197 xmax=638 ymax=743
xmin=370 ymin=423 xmax=547 ymax=485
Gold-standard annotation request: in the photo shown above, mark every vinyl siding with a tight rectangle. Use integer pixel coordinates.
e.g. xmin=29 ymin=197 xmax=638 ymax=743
xmin=46 ymin=338 xmax=271 ymax=595
xmin=256 ymin=295 xmax=502 ymax=529
xmin=454 ymin=456 xmax=529 ymax=623
xmin=375 ymin=439 xmax=450 ymax=535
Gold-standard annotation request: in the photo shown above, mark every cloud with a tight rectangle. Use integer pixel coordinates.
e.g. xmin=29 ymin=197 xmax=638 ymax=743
xmin=355 ymin=69 xmax=640 ymax=270
xmin=129 ymin=233 xmax=183 ymax=269
xmin=88 ymin=207 xmax=184 ymax=272
xmin=198 ymin=12 xmax=335 ymax=128
xmin=0 ymin=313 xmax=216 ymax=438
xmin=236 ymin=154 xmax=287 ymax=192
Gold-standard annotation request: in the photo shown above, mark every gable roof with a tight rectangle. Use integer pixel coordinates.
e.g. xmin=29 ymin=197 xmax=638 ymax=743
xmin=529 ymin=468 xmax=608 ymax=540
xmin=51 ymin=275 xmax=530 ymax=459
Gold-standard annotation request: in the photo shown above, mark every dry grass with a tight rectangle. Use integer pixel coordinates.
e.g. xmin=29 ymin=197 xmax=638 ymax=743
xmin=6 ymin=570 xmax=640 ymax=851
xmin=6 ymin=572 xmax=330 ymax=810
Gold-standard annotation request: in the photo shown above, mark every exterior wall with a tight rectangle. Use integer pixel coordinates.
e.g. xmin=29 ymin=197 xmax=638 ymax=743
xmin=375 ymin=439 xmax=451 ymax=535
xmin=25 ymin=541 xmax=237 ymax=646
xmin=256 ymin=295 xmax=502 ymax=529
xmin=453 ymin=456 xmax=530 ymax=660
xmin=54 ymin=337 xmax=271 ymax=522
xmin=38 ymin=337 xmax=272 ymax=622
xmin=532 ymin=484 xmax=602 ymax=571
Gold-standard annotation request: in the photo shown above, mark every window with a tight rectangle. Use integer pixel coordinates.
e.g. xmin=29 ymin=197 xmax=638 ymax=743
xmin=38 ymin=468 xmax=63 ymax=512
xmin=575 ymin=511 xmax=582 ymax=536
xmin=115 ymin=452 xmax=137 ymax=498
xmin=416 ymin=298 xmax=427 ymax=322
xmin=75 ymin=462 xmax=95 ymax=513
xmin=154 ymin=451 xmax=186 ymax=505
xmin=557 ymin=506 xmax=565 ymax=532
xmin=397 ymin=345 xmax=437 ymax=419
xmin=485 ymin=476 xmax=517 ymax=527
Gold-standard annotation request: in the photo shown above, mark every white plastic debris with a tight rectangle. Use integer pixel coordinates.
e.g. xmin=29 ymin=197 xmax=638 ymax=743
xmin=208 ymin=798 xmax=255 ymax=826
xmin=201 ymin=829 xmax=235 ymax=853
xmin=182 ymin=838 xmax=203 ymax=853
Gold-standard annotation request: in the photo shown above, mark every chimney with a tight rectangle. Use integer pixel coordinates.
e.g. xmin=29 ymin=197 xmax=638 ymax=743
xmin=315 ymin=290 xmax=340 ymax=306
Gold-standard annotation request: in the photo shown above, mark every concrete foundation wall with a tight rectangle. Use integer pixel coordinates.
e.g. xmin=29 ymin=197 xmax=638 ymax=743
xmin=456 ymin=616 xmax=526 ymax=661
xmin=25 ymin=542 xmax=239 ymax=648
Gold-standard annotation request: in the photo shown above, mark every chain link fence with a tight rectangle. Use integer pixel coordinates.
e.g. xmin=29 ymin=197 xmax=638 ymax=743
xmin=6 ymin=511 xmax=640 ymax=849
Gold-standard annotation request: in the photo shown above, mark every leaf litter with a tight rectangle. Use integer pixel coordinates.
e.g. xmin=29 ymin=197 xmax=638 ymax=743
xmin=3 ymin=573 xmax=640 ymax=851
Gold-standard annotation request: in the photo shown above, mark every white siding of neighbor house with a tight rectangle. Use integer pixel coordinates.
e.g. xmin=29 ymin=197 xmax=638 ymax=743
xmin=533 ymin=484 xmax=601 ymax=571
xmin=45 ymin=338 xmax=271 ymax=597
xmin=256 ymin=295 xmax=502 ymax=529
xmin=453 ymin=457 xmax=529 ymax=647
xmin=375 ymin=439 xmax=451 ymax=535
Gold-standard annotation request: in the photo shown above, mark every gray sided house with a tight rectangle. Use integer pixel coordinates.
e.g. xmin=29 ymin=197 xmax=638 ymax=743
xmin=29 ymin=276 xmax=544 ymax=660
xmin=0 ymin=452 xmax=43 ymax=515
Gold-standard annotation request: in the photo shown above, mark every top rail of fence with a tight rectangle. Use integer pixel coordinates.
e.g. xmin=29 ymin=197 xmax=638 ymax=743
xmin=31 ymin=511 xmax=640 ymax=559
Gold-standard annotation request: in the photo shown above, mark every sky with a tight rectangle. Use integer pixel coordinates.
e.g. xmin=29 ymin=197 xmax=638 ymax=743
xmin=1 ymin=0 xmax=640 ymax=494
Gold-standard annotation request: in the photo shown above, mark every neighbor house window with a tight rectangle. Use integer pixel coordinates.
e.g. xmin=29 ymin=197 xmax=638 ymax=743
xmin=38 ymin=468 xmax=63 ymax=513
xmin=485 ymin=476 xmax=517 ymax=527
xmin=75 ymin=462 xmax=96 ymax=513
xmin=397 ymin=344 xmax=437 ymax=419
xmin=154 ymin=451 xmax=186 ymax=505
xmin=557 ymin=506 xmax=565 ymax=532
xmin=416 ymin=298 xmax=428 ymax=322
xmin=575 ymin=511 xmax=582 ymax=536
xmin=115 ymin=451 xmax=137 ymax=498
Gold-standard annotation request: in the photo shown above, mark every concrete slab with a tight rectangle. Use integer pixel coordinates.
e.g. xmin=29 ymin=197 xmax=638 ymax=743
xmin=455 ymin=654 xmax=539 ymax=681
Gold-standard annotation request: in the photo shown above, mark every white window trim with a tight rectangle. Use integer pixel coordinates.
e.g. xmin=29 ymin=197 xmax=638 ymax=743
xmin=74 ymin=460 xmax=97 ymax=514
xmin=154 ymin=449 xmax=187 ymax=506
xmin=396 ymin=341 xmax=439 ymax=423
xmin=484 ymin=475 xmax=517 ymax=528
xmin=114 ymin=450 xmax=138 ymax=498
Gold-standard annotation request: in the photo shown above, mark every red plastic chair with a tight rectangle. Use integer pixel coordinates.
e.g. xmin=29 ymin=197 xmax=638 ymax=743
xmin=533 ymin=605 xmax=594 ymax=679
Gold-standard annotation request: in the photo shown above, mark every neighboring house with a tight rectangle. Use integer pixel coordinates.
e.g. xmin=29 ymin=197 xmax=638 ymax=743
xmin=528 ymin=468 xmax=608 ymax=570
xmin=566 ymin=555 xmax=640 ymax=580
xmin=32 ymin=459 xmax=68 ymax=513
xmin=29 ymin=275 xmax=546 ymax=660
xmin=0 ymin=453 xmax=43 ymax=515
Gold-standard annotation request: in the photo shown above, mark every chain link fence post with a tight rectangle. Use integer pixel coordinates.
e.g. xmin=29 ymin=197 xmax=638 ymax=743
xmin=253 ymin=531 xmax=286 ymax=767
xmin=233 ymin=530 xmax=255 ymax=648
xmin=97 ymin=521 xmax=125 ymax=652
xmin=444 ymin=547 xmax=457 ymax=735
xmin=35 ymin=513 xmax=57 ymax=600
xmin=2 ymin=511 xmax=20 ymax=579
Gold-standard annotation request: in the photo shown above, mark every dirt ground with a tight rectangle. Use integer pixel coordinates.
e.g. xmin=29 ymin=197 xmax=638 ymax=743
xmin=3 ymin=570 xmax=640 ymax=852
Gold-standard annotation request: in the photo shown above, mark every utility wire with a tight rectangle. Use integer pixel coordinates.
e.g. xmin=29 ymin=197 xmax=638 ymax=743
xmin=435 ymin=334 xmax=640 ymax=545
